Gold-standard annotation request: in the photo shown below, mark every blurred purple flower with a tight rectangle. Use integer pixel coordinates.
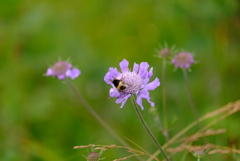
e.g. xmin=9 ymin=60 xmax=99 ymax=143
xmin=46 ymin=61 xmax=80 ymax=80
xmin=104 ymin=59 xmax=160 ymax=110
xmin=172 ymin=52 xmax=194 ymax=68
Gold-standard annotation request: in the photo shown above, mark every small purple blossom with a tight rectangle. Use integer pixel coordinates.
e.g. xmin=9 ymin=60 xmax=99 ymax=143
xmin=46 ymin=61 xmax=81 ymax=80
xmin=171 ymin=52 xmax=194 ymax=69
xmin=104 ymin=59 xmax=160 ymax=110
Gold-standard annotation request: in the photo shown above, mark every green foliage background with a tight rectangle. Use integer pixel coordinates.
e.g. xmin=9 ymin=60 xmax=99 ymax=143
xmin=0 ymin=0 xmax=240 ymax=160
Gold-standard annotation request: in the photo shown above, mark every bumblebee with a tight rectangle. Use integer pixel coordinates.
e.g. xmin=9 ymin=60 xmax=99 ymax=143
xmin=112 ymin=79 xmax=128 ymax=91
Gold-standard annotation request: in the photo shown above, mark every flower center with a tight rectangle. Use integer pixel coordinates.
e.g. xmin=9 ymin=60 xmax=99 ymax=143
xmin=52 ymin=61 xmax=71 ymax=75
xmin=176 ymin=53 xmax=190 ymax=64
xmin=117 ymin=71 xmax=143 ymax=94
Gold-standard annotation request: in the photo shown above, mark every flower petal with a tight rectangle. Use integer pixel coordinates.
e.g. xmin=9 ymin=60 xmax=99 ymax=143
xmin=104 ymin=67 xmax=120 ymax=84
xmin=138 ymin=62 xmax=149 ymax=79
xmin=46 ymin=68 xmax=53 ymax=76
xmin=104 ymin=72 xmax=113 ymax=84
xmin=148 ymin=67 xmax=153 ymax=78
xmin=141 ymin=78 xmax=150 ymax=87
xmin=145 ymin=77 xmax=160 ymax=90
xmin=119 ymin=59 xmax=129 ymax=73
xmin=136 ymin=96 xmax=144 ymax=110
xmin=116 ymin=94 xmax=131 ymax=108
xmin=66 ymin=68 xmax=81 ymax=79
xmin=185 ymin=64 xmax=190 ymax=68
xmin=57 ymin=74 xmax=65 ymax=80
xmin=142 ymin=71 xmax=148 ymax=79
xmin=133 ymin=63 xmax=139 ymax=73
xmin=66 ymin=63 xmax=73 ymax=69
xmin=109 ymin=67 xmax=120 ymax=78
xmin=110 ymin=88 xmax=120 ymax=97
xmin=137 ymin=88 xmax=149 ymax=99
xmin=137 ymin=88 xmax=155 ymax=109
xmin=148 ymin=100 xmax=155 ymax=107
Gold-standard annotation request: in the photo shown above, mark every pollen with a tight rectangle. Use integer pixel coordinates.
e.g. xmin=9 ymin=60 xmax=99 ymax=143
xmin=117 ymin=72 xmax=143 ymax=94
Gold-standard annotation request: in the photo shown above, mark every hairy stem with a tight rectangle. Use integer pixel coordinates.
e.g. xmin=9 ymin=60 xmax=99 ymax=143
xmin=130 ymin=95 xmax=169 ymax=161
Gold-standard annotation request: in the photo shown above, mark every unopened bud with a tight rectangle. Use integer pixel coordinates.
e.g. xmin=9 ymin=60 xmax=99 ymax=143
xmin=159 ymin=48 xmax=171 ymax=58
xmin=87 ymin=152 xmax=100 ymax=161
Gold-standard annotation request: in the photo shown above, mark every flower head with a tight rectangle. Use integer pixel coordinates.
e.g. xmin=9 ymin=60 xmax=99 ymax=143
xmin=104 ymin=59 xmax=160 ymax=110
xmin=46 ymin=61 xmax=81 ymax=80
xmin=87 ymin=152 xmax=100 ymax=161
xmin=192 ymin=150 xmax=208 ymax=159
xmin=159 ymin=48 xmax=171 ymax=58
xmin=172 ymin=52 xmax=194 ymax=69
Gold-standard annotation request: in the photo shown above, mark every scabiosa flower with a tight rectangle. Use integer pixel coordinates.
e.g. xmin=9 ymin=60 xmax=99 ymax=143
xmin=46 ymin=61 xmax=80 ymax=80
xmin=171 ymin=52 xmax=194 ymax=69
xmin=104 ymin=59 xmax=160 ymax=110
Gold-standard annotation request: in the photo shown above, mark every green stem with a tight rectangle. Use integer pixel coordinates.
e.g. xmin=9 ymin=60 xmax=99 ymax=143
xmin=130 ymin=95 xmax=169 ymax=161
xmin=182 ymin=69 xmax=200 ymax=128
xmin=162 ymin=59 xmax=169 ymax=141
xmin=65 ymin=79 xmax=129 ymax=147
xmin=182 ymin=69 xmax=209 ymax=144
xmin=66 ymin=79 xmax=145 ymax=161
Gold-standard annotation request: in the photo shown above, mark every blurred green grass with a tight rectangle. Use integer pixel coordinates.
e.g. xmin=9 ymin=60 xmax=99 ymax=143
xmin=0 ymin=0 xmax=240 ymax=160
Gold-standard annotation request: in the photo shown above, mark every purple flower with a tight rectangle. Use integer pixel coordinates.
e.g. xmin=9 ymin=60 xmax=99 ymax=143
xmin=104 ymin=59 xmax=160 ymax=110
xmin=171 ymin=52 xmax=194 ymax=69
xmin=46 ymin=61 xmax=81 ymax=80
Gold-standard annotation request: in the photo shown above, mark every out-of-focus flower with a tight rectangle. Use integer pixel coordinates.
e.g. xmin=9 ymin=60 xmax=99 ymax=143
xmin=192 ymin=150 xmax=208 ymax=159
xmin=172 ymin=52 xmax=194 ymax=68
xmin=46 ymin=61 xmax=80 ymax=80
xmin=159 ymin=48 xmax=172 ymax=58
xmin=104 ymin=59 xmax=160 ymax=110
xmin=87 ymin=152 xmax=100 ymax=161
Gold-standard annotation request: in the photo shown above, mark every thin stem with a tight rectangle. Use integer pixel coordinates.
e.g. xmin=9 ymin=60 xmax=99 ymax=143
xmin=162 ymin=59 xmax=169 ymax=141
xmin=182 ymin=69 xmax=201 ymax=128
xmin=130 ymin=95 xmax=170 ymax=161
xmin=65 ymin=79 xmax=128 ymax=147
xmin=66 ymin=79 xmax=145 ymax=161
xmin=182 ymin=69 xmax=209 ymax=145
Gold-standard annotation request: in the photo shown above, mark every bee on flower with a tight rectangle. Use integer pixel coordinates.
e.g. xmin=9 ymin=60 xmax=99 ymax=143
xmin=104 ymin=59 xmax=160 ymax=110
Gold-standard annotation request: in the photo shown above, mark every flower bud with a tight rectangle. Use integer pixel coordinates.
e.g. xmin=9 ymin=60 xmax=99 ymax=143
xmin=87 ymin=152 xmax=100 ymax=161
xmin=159 ymin=48 xmax=171 ymax=58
